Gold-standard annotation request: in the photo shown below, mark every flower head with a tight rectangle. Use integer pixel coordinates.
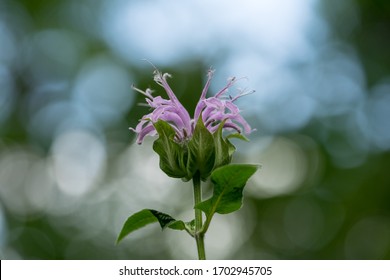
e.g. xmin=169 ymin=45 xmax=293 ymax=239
xmin=194 ymin=69 xmax=253 ymax=135
xmin=131 ymin=68 xmax=253 ymax=144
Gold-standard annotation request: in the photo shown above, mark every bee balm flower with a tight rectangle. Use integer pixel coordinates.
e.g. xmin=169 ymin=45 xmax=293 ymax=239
xmin=131 ymin=69 xmax=253 ymax=144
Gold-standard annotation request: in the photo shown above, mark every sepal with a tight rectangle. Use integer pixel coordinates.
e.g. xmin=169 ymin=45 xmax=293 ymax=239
xmin=152 ymin=120 xmax=189 ymax=179
xmin=186 ymin=117 xmax=215 ymax=181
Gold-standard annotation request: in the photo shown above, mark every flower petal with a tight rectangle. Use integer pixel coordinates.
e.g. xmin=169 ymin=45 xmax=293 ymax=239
xmin=131 ymin=123 xmax=157 ymax=144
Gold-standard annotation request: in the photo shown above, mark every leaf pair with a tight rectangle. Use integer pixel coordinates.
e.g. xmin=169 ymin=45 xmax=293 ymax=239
xmin=116 ymin=164 xmax=259 ymax=244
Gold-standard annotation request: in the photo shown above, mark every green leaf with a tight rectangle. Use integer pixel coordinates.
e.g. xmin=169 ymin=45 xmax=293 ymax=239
xmin=226 ymin=133 xmax=250 ymax=142
xmin=171 ymin=219 xmax=196 ymax=237
xmin=116 ymin=209 xmax=156 ymax=244
xmin=116 ymin=209 xmax=187 ymax=244
xmin=213 ymin=121 xmax=235 ymax=169
xmin=195 ymin=164 xmax=259 ymax=217
xmin=153 ymin=120 xmax=188 ymax=179
xmin=187 ymin=117 xmax=216 ymax=180
xmin=149 ymin=210 xmax=183 ymax=229
xmin=184 ymin=219 xmax=196 ymax=233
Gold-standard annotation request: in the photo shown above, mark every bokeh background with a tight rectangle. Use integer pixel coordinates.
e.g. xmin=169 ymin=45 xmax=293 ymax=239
xmin=1 ymin=0 xmax=390 ymax=260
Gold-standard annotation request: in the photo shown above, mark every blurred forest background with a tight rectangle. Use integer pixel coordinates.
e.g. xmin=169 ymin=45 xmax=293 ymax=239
xmin=1 ymin=0 xmax=390 ymax=260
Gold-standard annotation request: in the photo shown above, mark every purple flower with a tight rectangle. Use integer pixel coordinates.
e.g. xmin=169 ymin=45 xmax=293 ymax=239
xmin=131 ymin=68 xmax=254 ymax=144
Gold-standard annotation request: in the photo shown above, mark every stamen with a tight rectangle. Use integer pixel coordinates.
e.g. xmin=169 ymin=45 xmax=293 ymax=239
xmin=215 ymin=76 xmax=236 ymax=98
xmin=163 ymin=72 xmax=172 ymax=80
xmin=130 ymin=66 xmax=254 ymax=144
xmin=231 ymin=89 xmax=255 ymax=102
xmin=132 ymin=85 xmax=154 ymax=99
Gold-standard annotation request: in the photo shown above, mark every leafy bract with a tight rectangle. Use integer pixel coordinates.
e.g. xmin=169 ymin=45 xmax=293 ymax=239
xmin=153 ymin=120 xmax=188 ymax=179
xmin=152 ymin=118 xmax=252 ymax=181
xmin=213 ymin=121 xmax=235 ymax=170
xmin=186 ymin=117 xmax=215 ymax=180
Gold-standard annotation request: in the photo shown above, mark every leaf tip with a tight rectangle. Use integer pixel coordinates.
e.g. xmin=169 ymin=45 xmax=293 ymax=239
xmin=115 ymin=234 xmax=124 ymax=245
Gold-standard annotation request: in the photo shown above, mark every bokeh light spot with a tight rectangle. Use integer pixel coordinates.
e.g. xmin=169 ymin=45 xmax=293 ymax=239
xmin=50 ymin=129 xmax=106 ymax=197
xmin=345 ymin=216 xmax=390 ymax=259
xmin=247 ymin=137 xmax=311 ymax=198
xmin=72 ymin=56 xmax=134 ymax=126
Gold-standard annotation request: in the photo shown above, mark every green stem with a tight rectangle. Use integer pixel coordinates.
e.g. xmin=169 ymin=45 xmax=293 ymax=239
xmin=200 ymin=208 xmax=214 ymax=235
xmin=193 ymin=172 xmax=206 ymax=260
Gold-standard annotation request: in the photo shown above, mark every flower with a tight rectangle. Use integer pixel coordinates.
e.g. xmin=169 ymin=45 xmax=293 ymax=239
xmin=131 ymin=68 xmax=253 ymax=144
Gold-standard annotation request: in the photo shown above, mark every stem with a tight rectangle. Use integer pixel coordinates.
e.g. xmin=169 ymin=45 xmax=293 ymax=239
xmin=200 ymin=209 xmax=214 ymax=235
xmin=193 ymin=172 xmax=206 ymax=260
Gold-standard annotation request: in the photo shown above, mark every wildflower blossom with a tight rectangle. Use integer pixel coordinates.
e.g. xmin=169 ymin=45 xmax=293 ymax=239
xmin=131 ymin=69 xmax=253 ymax=144
xmin=119 ymin=68 xmax=259 ymax=261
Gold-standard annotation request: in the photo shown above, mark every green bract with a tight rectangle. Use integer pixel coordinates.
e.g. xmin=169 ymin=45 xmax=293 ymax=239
xmin=152 ymin=120 xmax=188 ymax=179
xmin=152 ymin=118 xmax=237 ymax=181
